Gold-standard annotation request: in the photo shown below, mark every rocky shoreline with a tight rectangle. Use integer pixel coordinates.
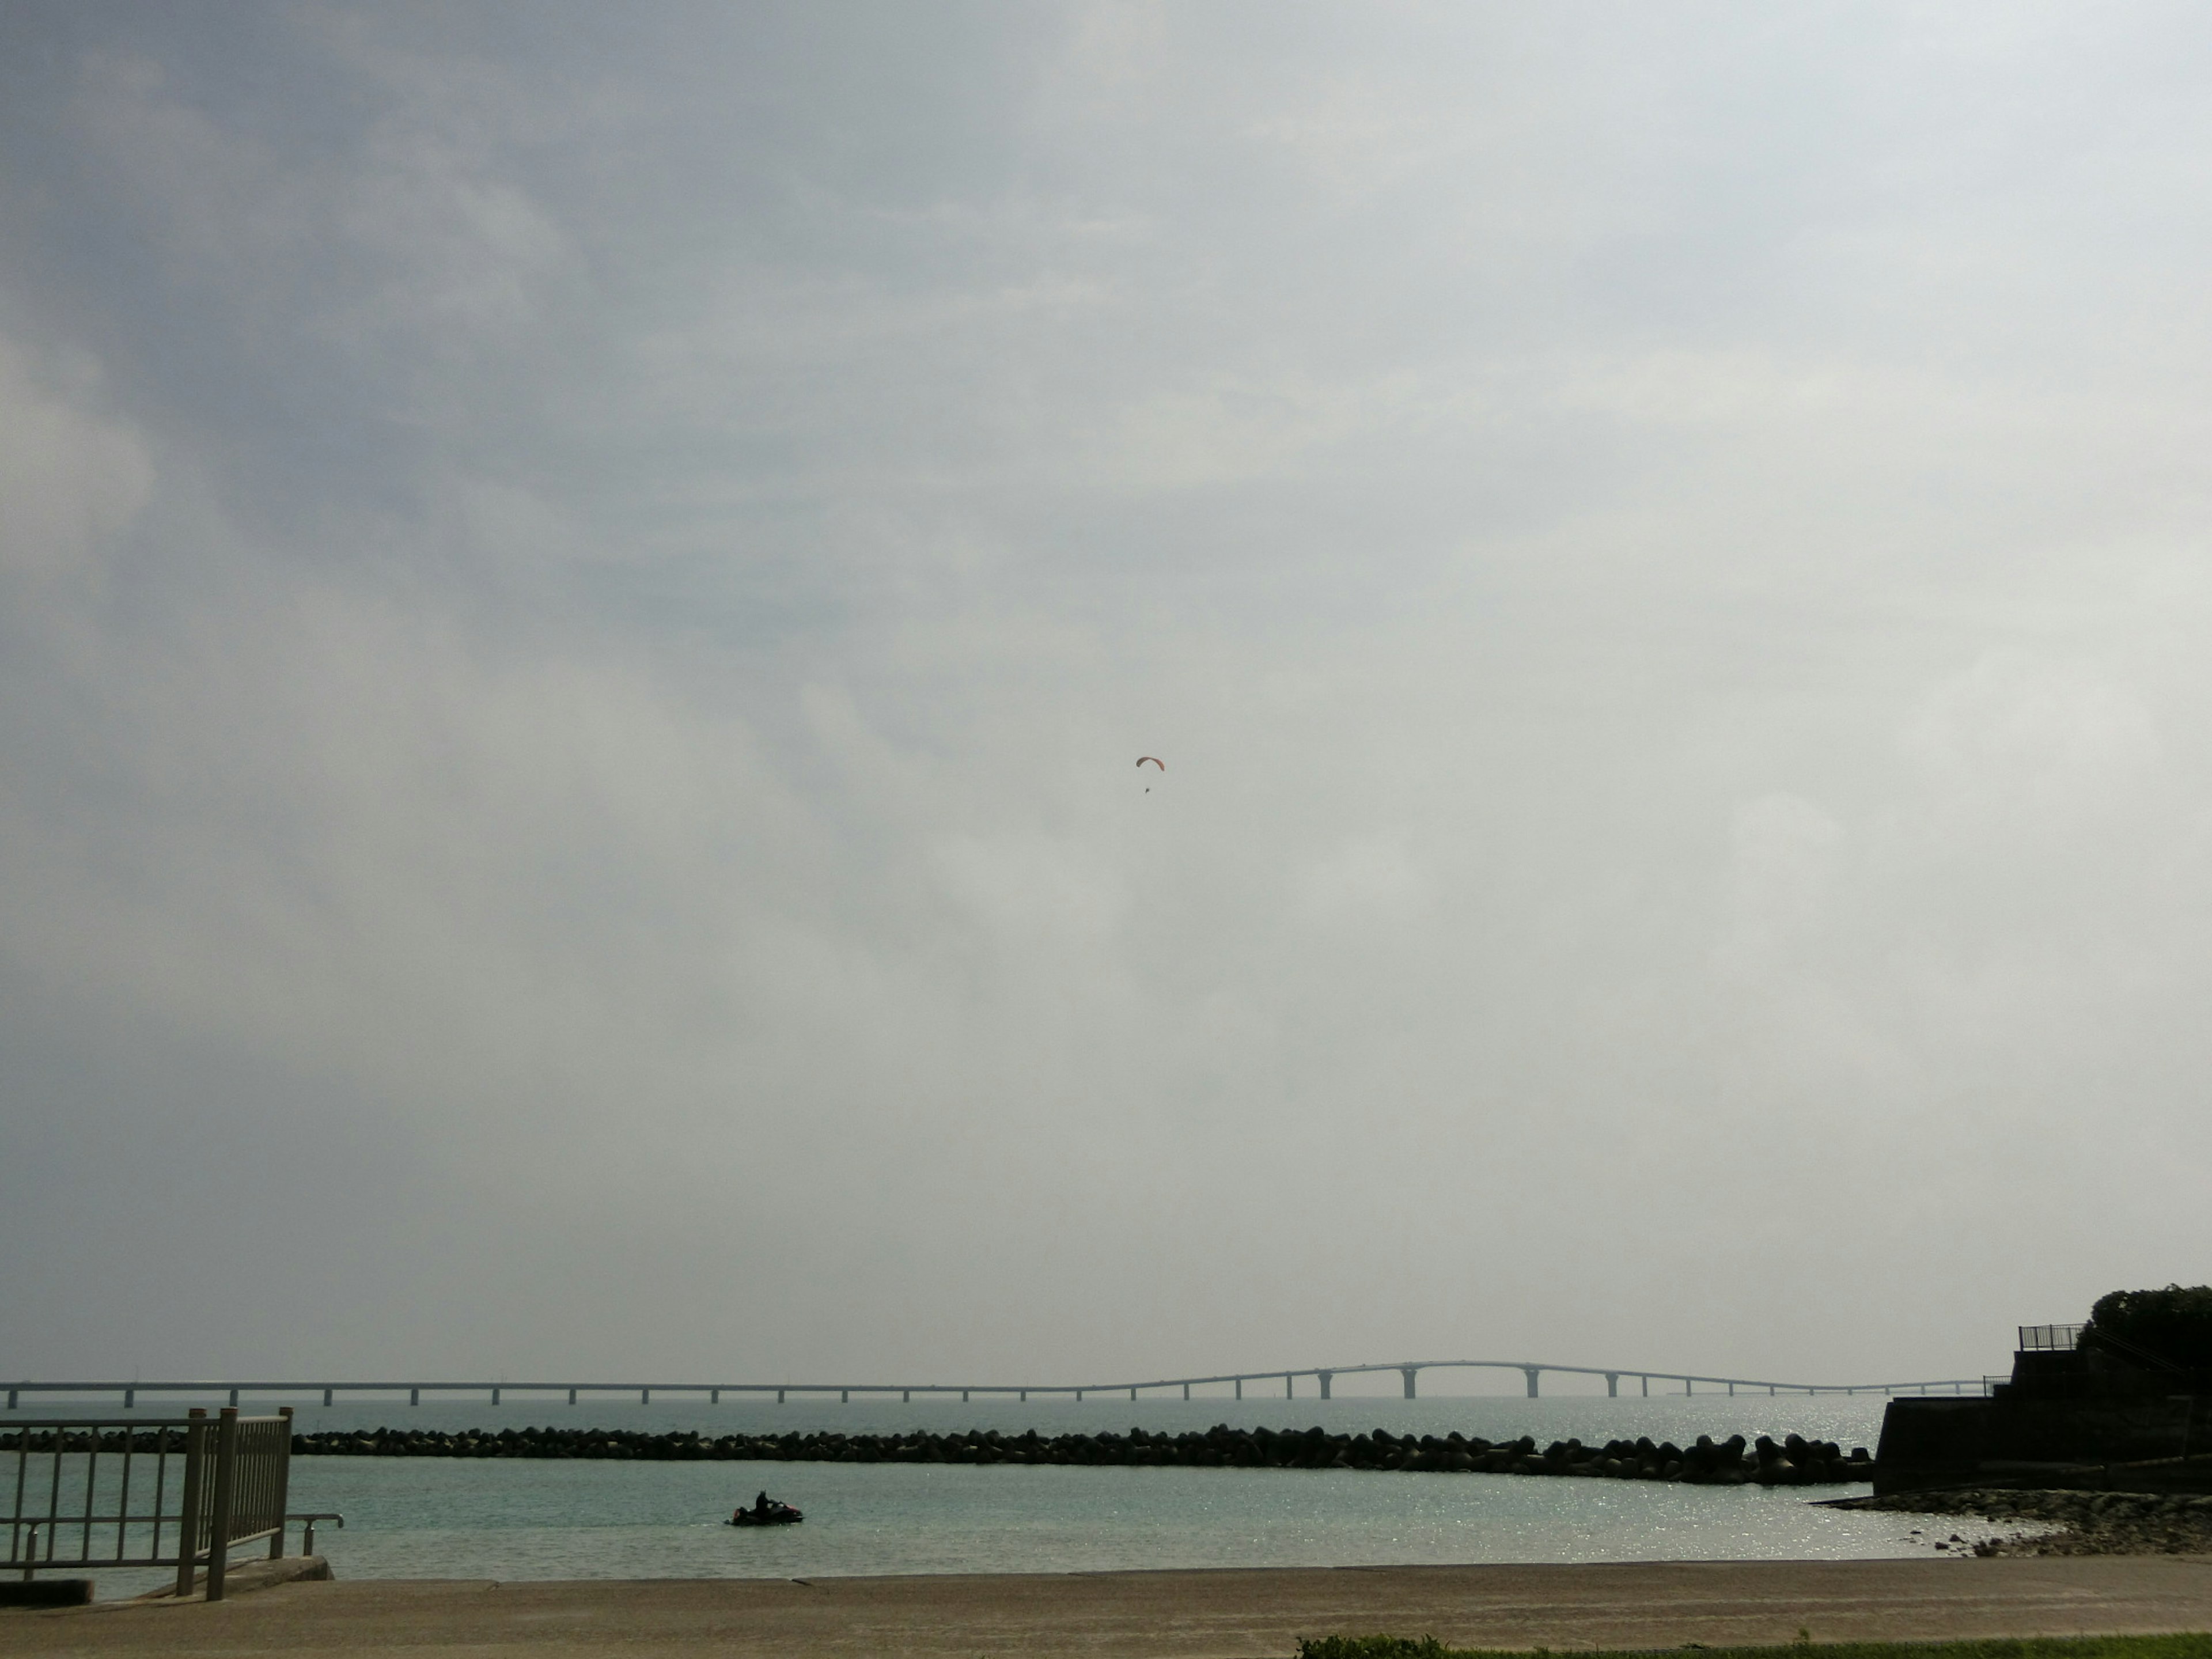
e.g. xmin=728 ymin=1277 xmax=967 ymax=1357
xmin=261 ymin=1423 xmax=1877 ymax=1483
xmin=1829 ymin=1488 xmax=2212 ymax=1555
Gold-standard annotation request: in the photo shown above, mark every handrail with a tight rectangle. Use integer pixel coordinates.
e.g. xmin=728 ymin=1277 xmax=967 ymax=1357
xmin=4 ymin=1408 xmax=295 ymax=1601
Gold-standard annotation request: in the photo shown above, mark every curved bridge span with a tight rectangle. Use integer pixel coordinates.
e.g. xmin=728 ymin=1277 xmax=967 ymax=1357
xmin=6 ymin=1361 xmax=1987 ymax=1411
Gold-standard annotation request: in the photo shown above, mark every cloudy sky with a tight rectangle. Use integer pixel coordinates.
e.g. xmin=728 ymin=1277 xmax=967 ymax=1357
xmin=2 ymin=1 xmax=2209 ymax=1392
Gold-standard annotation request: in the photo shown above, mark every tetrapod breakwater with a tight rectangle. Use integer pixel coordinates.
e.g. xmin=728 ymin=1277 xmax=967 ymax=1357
xmin=289 ymin=1423 xmax=1876 ymax=1483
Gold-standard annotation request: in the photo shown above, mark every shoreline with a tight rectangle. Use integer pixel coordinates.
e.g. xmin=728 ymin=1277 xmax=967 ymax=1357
xmin=1828 ymin=1492 xmax=2212 ymax=1558
xmin=8 ymin=1556 xmax=2212 ymax=1658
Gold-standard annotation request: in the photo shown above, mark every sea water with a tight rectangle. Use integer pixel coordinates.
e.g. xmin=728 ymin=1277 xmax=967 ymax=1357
xmin=26 ymin=1392 xmax=1946 ymax=1586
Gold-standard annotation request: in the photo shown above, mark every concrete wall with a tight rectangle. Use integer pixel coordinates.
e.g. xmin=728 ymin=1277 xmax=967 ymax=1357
xmin=1874 ymin=1395 xmax=2212 ymax=1494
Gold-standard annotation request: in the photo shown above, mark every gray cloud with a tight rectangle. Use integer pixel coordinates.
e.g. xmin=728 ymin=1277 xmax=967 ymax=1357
xmin=3 ymin=2 xmax=2209 ymax=1389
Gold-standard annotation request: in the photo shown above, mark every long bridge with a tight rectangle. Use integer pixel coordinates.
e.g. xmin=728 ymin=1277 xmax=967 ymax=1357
xmin=5 ymin=1359 xmax=1988 ymax=1411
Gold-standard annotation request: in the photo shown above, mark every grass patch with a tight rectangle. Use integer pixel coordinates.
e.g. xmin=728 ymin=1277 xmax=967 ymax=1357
xmin=1294 ymin=1638 xmax=2212 ymax=1659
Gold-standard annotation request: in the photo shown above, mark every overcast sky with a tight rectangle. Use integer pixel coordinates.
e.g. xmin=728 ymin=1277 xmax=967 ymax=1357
xmin=2 ymin=1 xmax=2209 ymax=1392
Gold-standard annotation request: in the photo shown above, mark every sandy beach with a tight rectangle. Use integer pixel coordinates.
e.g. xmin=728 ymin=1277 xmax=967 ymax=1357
xmin=7 ymin=1557 xmax=2212 ymax=1659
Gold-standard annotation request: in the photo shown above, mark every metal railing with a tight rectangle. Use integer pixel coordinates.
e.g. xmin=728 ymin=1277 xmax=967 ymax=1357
xmin=2019 ymin=1324 xmax=2084 ymax=1351
xmin=5 ymin=1406 xmax=309 ymax=1602
xmin=7 ymin=1418 xmax=192 ymax=1582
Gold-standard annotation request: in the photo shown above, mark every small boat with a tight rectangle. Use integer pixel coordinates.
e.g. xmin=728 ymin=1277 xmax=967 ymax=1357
xmin=727 ymin=1498 xmax=804 ymax=1527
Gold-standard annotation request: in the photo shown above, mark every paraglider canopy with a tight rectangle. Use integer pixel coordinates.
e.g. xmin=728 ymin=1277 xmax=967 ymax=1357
xmin=1135 ymin=756 xmax=1165 ymax=771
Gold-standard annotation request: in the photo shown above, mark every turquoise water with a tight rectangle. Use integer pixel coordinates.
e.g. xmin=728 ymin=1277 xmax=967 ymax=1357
xmin=18 ymin=1396 xmax=1939 ymax=1586
xmin=292 ymin=1453 xmax=1922 ymax=1582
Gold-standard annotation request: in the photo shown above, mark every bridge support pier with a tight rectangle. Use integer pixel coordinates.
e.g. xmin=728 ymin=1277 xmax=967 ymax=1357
xmin=1400 ymin=1368 xmax=1418 ymax=1400
xmin=904 ymin=1390 xmax=911 ymax=1403
xmin=642 ymin=1388 xmax=652 ymax=1404
xmin=1182 ymin=1384 xmax=1190 ymax=1400
xmin=1319 ymin=1370 xmax=1332 ymax=1400
xmin=124 ymin=1388 xmax=135 ymax=1408
xmin=842 ymin=1390 xmax=850 ymax=1403
xmin=711 ymin=1388 xmax=721 ymax=1404
xmin=1605 ymin=1373 xmax=1618 ymax=1398
xmin=778 ymin=1389 xmax=786 ymax=1404
xmin=960 ymin=1391 xmax=968 ymax=1403
xmin=569 ymin=1388 xmax=578 ymax=1406
xmin=324 ymin=1388 xmax=334 ymax=1407
xmin=1684 ymin=1378 xmax=1692 ymax=1395
xmin=1019 ymin=1391 xmax=1027 ymax=1402
xmin=1234 ymin=1378 xmax=1243 ymax=1400
xmin=1130 ymin=1387 xmax=1137 ymax=1402
xmin=229 ymin=1389 xmax=240 ymax=1407
xmin=6 ymin=1391 xmax=14 ymax=1409
xmin=1285 ymin=1374 xmax=1293 ymax=1399
xmin=1522 ymin=1368 xmax=1539 ymax=1399
xmin=492 ymin=1388 xmax=501 ymax=1406
xmin=410 ymin=1388 xmax=420 ymax=1406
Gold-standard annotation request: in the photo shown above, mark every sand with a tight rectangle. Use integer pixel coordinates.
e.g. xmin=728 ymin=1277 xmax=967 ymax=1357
xmin=6 ymin=1556 xmax=2212 ymax=1658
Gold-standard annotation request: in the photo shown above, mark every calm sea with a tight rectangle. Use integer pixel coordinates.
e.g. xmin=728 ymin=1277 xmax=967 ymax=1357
xmin=39 ymin=1394 xmax=1948 ymax=1588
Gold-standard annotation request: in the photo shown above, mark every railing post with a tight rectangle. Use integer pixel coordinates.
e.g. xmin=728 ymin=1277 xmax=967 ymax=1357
xmin=174 ymin=1410 xmax=207 ymax=1600
xmin=205 ymin=1407 xmax=238 ymax=1602
xmin=270 ymin=1407 xmax=294 ymax=1560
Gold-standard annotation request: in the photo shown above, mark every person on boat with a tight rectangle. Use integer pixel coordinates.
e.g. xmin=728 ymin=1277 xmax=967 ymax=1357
xmin=754 ymin=1491 xmax=770 ymax=1516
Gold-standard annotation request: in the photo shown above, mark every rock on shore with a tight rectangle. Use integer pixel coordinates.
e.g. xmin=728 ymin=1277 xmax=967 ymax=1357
xmin=1831 ymin=1487 xmax=2212 ymax=1555
xmin=280 ymin=1425 xmax=1874 ymax=1484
